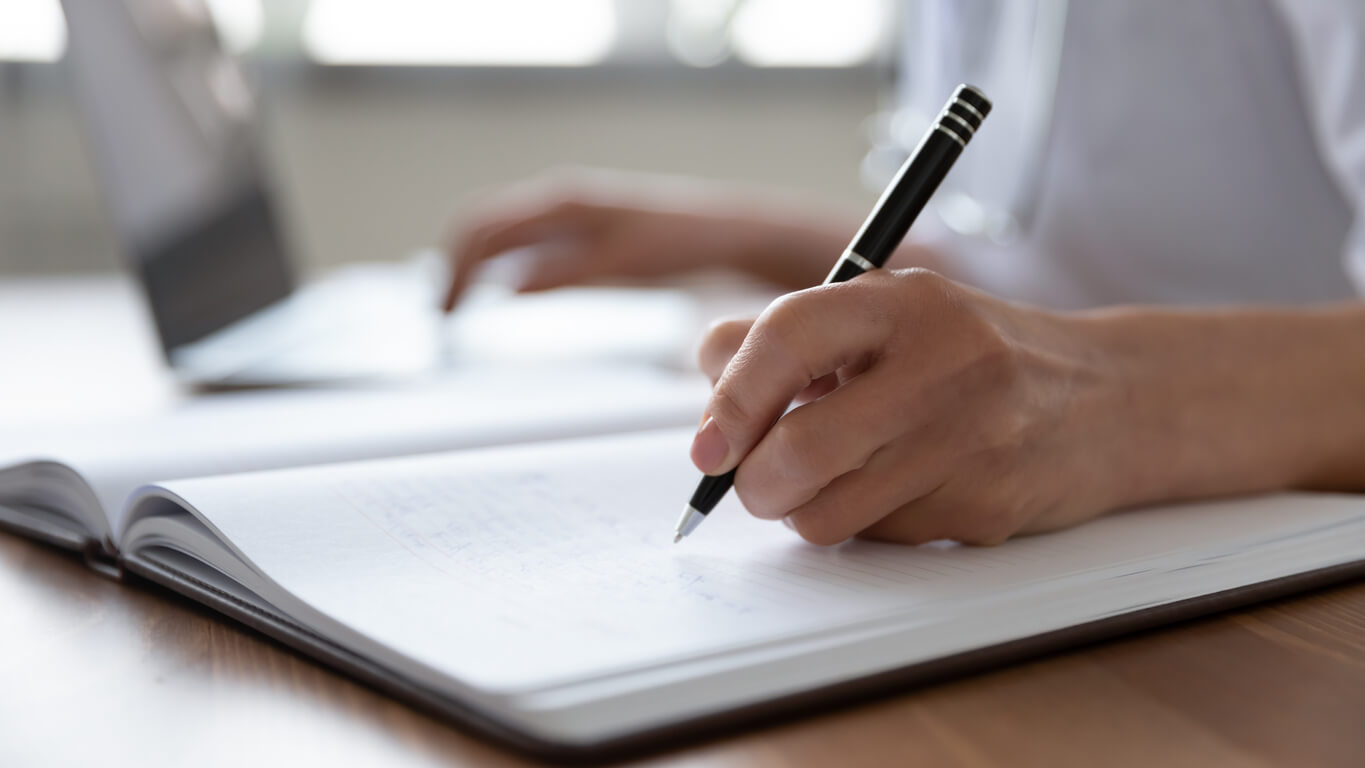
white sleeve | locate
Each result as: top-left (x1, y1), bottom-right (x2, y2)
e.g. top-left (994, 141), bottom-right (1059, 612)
top-left (1273, 0), bottom-right (1365, 294)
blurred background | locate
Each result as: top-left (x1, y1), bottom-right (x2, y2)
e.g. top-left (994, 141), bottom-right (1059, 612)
top-left (0, 0), bottom-right (890, 277)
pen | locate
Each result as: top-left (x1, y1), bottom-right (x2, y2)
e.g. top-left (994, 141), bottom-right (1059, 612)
top-left (673, 84), bottom-right (992, 543)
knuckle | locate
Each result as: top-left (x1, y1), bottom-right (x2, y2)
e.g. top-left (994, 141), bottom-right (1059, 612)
top-left (700, 316), bottom-right (753, 357)
top-left (449, 214), bottom-right (512, 262)
top-left (734, 423), bottom-right (828, 522)
top-left (705, 387), bottom-right (752, 435)
top-left (443, 209), bottom-right (467, 244)
top-left (709, 316), bottom-right (754, 347)
top-left (894, 267), bottom-right (951, 300)
top-left (757, 292), bottom-right (804, 333)
top-left (905, 266), bottom-right (948, 286)
top-left (896, 268), bottom-right (971, 326)
top-left (766, 419), bottom-right (823, 482)
top-left (697, 317), bottom-right (754, 379)
top-left (445, 213), bottom-right (486, 253)
top-left (754, 293), bottom-right (815, 365)
top-left (732, 468), bottom-right (786, 521)
top-left (787, 511), bottom-right (848, 547)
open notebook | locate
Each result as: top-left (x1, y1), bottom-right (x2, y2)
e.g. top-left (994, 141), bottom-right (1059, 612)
top-left (0, 366), bottom-right (708, 561)
top-left (8, 421), bottom-right (1363, 759)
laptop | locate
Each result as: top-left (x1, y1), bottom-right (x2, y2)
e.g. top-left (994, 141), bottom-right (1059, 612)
top-left (58, 0), bottom-right (441, 387)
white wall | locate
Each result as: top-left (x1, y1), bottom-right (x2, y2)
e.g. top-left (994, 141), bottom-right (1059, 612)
top-left (0, 65), bottom-right (881, 275)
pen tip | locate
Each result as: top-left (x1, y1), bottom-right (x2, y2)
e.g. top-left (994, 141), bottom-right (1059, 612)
top-left (672, 504), bottom-right (705, 543)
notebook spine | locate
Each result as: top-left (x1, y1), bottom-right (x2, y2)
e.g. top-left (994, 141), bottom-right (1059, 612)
top-left (83, 537), bottom-right (124, 581)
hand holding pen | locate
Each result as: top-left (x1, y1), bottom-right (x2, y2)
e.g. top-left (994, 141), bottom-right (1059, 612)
top-left (670, 85), bottom-right (1162, 546)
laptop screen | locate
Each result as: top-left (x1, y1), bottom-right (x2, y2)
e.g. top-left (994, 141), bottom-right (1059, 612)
top-left (60, 0), bottom-right (294, 354)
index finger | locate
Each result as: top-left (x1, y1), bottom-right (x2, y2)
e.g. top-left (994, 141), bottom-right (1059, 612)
top-left (691, 277), bottom-right (895, 474)
top-left (441, 199), bottom-right (594, 312)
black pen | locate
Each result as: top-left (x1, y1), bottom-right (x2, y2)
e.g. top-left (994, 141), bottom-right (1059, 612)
top-left (673, 84), bottom-right (992, 543)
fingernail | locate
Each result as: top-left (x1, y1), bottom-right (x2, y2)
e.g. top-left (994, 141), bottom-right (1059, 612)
top-left (690, 417), bottom-right (730, 474)
top-left (781, 515), bottom-right (797, 531)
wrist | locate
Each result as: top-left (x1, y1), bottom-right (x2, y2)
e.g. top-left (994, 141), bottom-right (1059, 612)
top-left (1066, 309), bottom-right (1206, 508)
top-left (1003, 306), bottom-right (1155, 514)
top-left (1072, 304), bottom-right (1365, 507)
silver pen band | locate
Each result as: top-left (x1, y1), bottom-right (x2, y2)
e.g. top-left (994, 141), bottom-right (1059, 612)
top-left (941, 110), bottom-right (976, 136)
top-left (840, 249), bottom-right (878, 272)
top-left (953, 98), bottom-right (985, 123)
top-left (933, 123), bottom-right (967, 148)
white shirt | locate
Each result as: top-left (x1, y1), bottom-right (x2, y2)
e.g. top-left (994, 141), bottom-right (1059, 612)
top-left (903, 0), bottom-right (1365, 309)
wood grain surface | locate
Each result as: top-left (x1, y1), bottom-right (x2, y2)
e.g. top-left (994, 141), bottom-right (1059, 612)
top-left (2, 534), bottom-right (1362, 768)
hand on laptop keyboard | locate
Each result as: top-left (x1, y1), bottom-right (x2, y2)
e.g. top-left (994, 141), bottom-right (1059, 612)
top-left (440, 169), bottom-right (869, 312)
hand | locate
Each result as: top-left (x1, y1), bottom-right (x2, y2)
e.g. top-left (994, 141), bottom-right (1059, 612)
top-left (441, 170), bottom-right (863, 311)
top-left (692, 268), bottom-right (1127, 546)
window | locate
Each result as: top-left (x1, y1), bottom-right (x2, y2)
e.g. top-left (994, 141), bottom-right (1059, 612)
top-left (0, 0), bottom-right (66, 62)
top-left (3, 0), bottom-right (892, 69)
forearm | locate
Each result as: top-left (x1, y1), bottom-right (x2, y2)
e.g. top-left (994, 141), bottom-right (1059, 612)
top-left (1081, 302), bottom-right (1365, 506)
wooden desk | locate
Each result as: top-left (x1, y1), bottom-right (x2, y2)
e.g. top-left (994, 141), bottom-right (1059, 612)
top-left (2, 276), bottom-right (1363, 766)
top-left (3, 534), bottom-right (1363, 767)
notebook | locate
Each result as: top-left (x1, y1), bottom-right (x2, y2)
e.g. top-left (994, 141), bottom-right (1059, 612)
top-left (4, 408), bottom-right (1364, 760)
top-left (0, 366), bottom-right (708, 560)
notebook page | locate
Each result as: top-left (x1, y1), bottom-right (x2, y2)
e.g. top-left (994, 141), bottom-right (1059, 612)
top-left (136, 428), bottom-right (1365, 694)
top-left (0, 366), bottom-right (706, 537)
